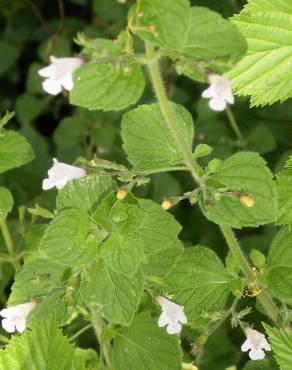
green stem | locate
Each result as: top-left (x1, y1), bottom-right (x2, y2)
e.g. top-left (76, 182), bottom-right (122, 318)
top-left (225, 106), bottom-right (245, 146)
top-left (91, 311), bottom-right (112, 368)
top-left (220, 225), bottom-right (282, 327)
top-left (68, 323), bottom-right (92, 342)
top-left (146, 43), bottom-right (203, 188)
top-left (146, 42), bottom-right (282, 328)
top-left (0, 219), bottom-right (19, 270)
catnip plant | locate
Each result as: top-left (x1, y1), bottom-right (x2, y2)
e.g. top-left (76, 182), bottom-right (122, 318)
top-left (0, 0), bottom-right (292, 369)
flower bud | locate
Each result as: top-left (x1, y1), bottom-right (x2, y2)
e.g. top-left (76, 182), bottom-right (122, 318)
top-left (117, 188), bottom-right (129, 200)
top-left (240, 195), bottom-right (255, 208)
top-left (162, 198), bottom-right (178, 210)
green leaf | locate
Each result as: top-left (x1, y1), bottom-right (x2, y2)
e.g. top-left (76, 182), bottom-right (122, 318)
top-left (39, 209), bottom-right (100, 268)
top-left (57, 175), bottom-right (116, 215)
top-left (0, 130), bottom-right (34, 174)
top-left (247, 126), bottom-right (276, 155)
top-left (229, 0), bottom-right (292, 106)
top-left (132, 2), bottom-right (246, 61)
top-left (70, 61), bottom-right (145, 111)
top-left (0, 316), bottom-right (86, 370)
top-left (276, 156), bottom-right (292, 225)
top-left (264, 324), bottom-right (292, 370)
top-left (79, 259), bottom-right (144, 326)
top-left (267, 227), bottom-right (292, 303)
top-left (164, 246), bottom-right (231, 326)
top-left (0, 41), bottom-right (19, 75)
top-left (112, 312), bottom-right (182, 370)
top-left (202, 152), bottom-right (277, 229)
top-left (0, 187), bottom-right (13, 220)
top-left (121, 103), bottom-right (194, 170)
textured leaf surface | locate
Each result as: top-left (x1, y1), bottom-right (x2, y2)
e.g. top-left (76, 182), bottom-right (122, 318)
top-left (264, 324), bottom-right (292, 370)
top-left (112, 312), bottom-right (182, 370)
top-left (132, 1), bottom-right (246, 61)
top-left (276, 156), bottom-right (292, 225)
top-left (165, 246), bottom-right (230, 326)
top-left (202, 152), bottom-right (277, 228)
top-left (79, 259), bottom-right (144, 326)
top-left (39, 209), bottom-right (99, 268)
top-left (0, 187), bottom-right (13, 220)
top-left (70, 62), bottom-right (145, 111)
top-left (0, 317), bottom-right (85, 370)
top-left (267, 227), bottom-right (292, 303)
top-left (0, 131), bottom-right (34, 174)
top-left (57, 176), bottom-right (116, 214)
top-left (229, 0), bottom-right (292, 106)
top-left (122, 103), bottom-right (194, 170)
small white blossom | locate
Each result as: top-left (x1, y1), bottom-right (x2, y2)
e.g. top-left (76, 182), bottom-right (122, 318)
top-left (0, 302), bottom-right (36, 333)
top-left (241, 328), bottom-right (271, 360)
top-left (38, 56), bottom-right (84, 95)
top-left (157, 296), bottom-right (187, 334)
top-left (42, 158), bottom-right (86, 190)
top-left (202, 74), bottom-right (234, 112)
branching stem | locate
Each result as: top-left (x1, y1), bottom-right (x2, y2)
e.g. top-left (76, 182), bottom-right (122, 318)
top-left (226, 106), bottom-right (245, 147)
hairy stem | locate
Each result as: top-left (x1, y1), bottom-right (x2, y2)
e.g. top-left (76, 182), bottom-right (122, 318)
top-left (146, 41), bottom-right (282, 328)
top-left (146, 43), bottom-right (204, 188)
top-left (0, 219), bottom-right (19, 270)
top-left (220, 225), bottom-right (282, 327)
top-left (91, 311), bottom-right (112, 368)
top-left (225, 106), bottom-right (245, 146)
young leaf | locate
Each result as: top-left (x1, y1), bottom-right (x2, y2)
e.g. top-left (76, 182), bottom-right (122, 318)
top-left (70, 62), bottom-right (145, 111)
top-left (112, 312), bottom-right (182, 370)
top-left (264, 324), bottom-right (292, 370)
top-left (267, 227), bottom-right (292, 303)
top-left (0, 187), bottom-right (13, 220)
top-left (56, 175), bottom-right (116, 214)
top-left (131, 1), bottom-right (246, 61)
top-left (202, 152), bottom-right (277, 228)
top-left (39, 209), bottom-right (100, 268)
top-left (0, 316), bottom-right (86, 370)
top-left (121, 103), bottom-right (194, 170)
top-left (79, 259), bottom-right (144, 326)
top-left (0, 131), bottom-right (34, 174)
top-left (229, 0), bottom-right (292, 106)
top-left (276, 156), bottom-right (292, 225)
top-left (164, 246), bottom-right (231, 326)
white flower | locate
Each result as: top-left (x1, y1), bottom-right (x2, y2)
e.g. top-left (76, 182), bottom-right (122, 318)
top-left (38, 55), bottom-right (84, 95)
top-left (157, 296), bottom-right (187, 334)
top-left (42, 158), bottom-right (86, 190)
top-left (202, 74), bottom-right (234, 112)
top-left (241, 328), bottom-right (271, 360)
top-left (0, 301), bottom-right (36, 333)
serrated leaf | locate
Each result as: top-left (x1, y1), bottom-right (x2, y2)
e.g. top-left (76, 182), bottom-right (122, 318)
top-left (8, 258), bottom-right (70, 324)
top-left (121, 103), bottom-right (194, 170)
top-left (132, 2), bottom-right (246, 61)
top-left (229, 0), bottom-right (292, 106)
top-left (79, 259), bottom-right (144, 326)
top-left (276, 156), bottom-right (292, 225)
top-left (164, 246), bottom-right (231, 326)
top-left (264, 324), bottom-right (292, 370)
top-left (39, 209), bottom-right (100, 268)
top-left (57, 176), bottom-right (116, 215)
top-left (0, 187), bottom-right (13, 220)
top-left (267, 227), bottom-right (292, 303)
top-left (112, 312), bottom-right (182, 370)
top-left (0, 130), bottom-right (34, 174)
top-left (202, 152), bottom-right (277, 228)
top-left (70, 62), bottom-right (145, 111)
top-left (0, 316), bottom-right (86, 370)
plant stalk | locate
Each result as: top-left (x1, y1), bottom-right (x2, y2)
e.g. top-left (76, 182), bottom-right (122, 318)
top-left (146, 41), bottom-right (282, 328)
top-left (225, 106), bottom-right (245, 146)
top-left (0, 219), bottom-right (19, 270)
top-left (220, 225), bottom-right (282, 327)
top-left (91, 311), bottom-right (112, 368)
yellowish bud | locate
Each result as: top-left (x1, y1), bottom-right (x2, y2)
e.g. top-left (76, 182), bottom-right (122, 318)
top-left (240, 195), bottom-right (255, 208)
top-left (162, 199), bottom-right (173, 210)
top-left (117, 188), bottom-right (128, 200)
